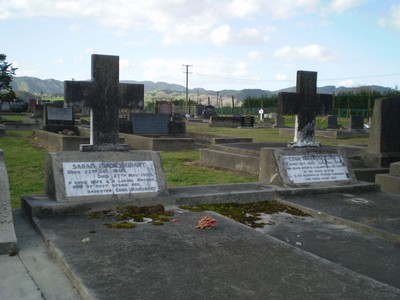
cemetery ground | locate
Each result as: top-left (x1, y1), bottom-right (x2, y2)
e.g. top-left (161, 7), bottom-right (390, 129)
top-left (1, 124), bottom-right (367, 208)
top-left (3, 124), bottom-right (400, 299)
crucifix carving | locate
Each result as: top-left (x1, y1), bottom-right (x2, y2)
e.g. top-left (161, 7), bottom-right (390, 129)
top-left (278, 70), bottom-right (333, 147)
top-left (64, 54), bottom-right (144, 151)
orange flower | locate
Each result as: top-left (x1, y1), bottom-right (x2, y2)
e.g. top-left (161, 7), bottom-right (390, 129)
top-left (196, 215), bottom-right (217, 229)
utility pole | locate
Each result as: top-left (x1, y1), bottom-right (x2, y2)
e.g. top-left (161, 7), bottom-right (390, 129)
top-left (182, 64), bottom-right (193, 115)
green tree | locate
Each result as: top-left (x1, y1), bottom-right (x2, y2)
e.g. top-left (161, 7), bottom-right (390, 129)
top-left (0, 54), bottom-right (17, 102)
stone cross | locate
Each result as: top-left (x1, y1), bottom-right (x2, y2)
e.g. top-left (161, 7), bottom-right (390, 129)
top-left (64, 54), bottom-right (144, 151)
top-left (278, 70), bottom-right (333, 147)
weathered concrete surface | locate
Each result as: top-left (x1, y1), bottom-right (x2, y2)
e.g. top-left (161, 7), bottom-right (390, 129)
top-left (0, 150), bottom-right (17, 255)
top-left (376, 162), bottom-right (400, 194)
top-left (16, 187), bottom-right (400, 300)
top-left (31, 207), bottom-right (400, 299)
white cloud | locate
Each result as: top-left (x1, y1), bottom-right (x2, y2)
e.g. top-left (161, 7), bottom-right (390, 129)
top-left (210, 25), bottom-right (231, 46)
top-left (276, 73), bottom-right (288, 81)
top-left (274, 44), bottom-right (335, 62)
top-left (327, 0), bottom-right (365, 14)
top-left (247, 51), bottom-right (262, 60)
top-left (336, 79), bottom-right (357, 87)
top-left (378, 4), bottom-right (400, 31)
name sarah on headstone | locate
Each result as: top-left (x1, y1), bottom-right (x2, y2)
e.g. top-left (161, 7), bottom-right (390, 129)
top-left (63, 160), bottom-right (159, 197)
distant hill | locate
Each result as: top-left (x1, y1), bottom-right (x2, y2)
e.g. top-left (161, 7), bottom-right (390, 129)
top-left (11, 76), bottom-right (395, 103)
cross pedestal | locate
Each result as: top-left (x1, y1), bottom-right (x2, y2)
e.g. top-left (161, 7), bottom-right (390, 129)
top-left (64, 54), bottom-right (144, 151)
top-left (278, 70), bottom-right (333, 147)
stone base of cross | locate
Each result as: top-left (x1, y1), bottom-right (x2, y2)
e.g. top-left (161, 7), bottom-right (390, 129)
top-left (64, 54), bottom-right (144, 152)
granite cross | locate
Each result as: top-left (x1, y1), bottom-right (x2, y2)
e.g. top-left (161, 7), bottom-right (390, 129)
top-left (64, 54), bottom-right (144, 151)
top-left (278, 70), bottom-right (333, 147)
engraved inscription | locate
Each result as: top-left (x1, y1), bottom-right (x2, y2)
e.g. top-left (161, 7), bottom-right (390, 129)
top-left (63, 161), bottom-right (158, 197)
top-left (283, 154), bottom-right (350, 184)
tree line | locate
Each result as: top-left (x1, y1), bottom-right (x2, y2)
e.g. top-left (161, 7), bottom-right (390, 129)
top-left (241, 90), bottom-right (400, 111)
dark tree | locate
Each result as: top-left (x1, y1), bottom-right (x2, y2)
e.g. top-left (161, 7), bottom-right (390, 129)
top-left (0, 54), bottom-right (17, 101)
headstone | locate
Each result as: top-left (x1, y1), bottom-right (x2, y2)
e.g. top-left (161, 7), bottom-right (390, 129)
top-left (44, 105), bottom-right (74, 126)
top-left (64, 54), bottom-right (144, 151)
top-left (157, 101), bottom-right (173, 115)
top-left (240, 116), bottom-right (255, 127)
top-left (131, 113), bottom-right (169, 134)
top-left (350, 115), bottom-right (364, 130)
top-left (258, 108), bottom-right (264, 122)
top-left (1, 102), bottom-right (10, 111)
top-left (327, 115), bottom-right (338, 129)
top-left (274, 115), bottom-right (286, 128)
top-left (45, 54), bottom-right (167, 203)
top-left (28, 99), bottom-right (36, 113)
top-left (278, 70), bottom-right (333, 146)
top-left (202, 105), bottom-right (216, 118)
top-left (33, 104), bottom-right (44, 119)
top-left (362, 97), bottom-right (400, 168)
top-left (259, 147), bottom-right (357, 188)
top-left (0, 150), bottom-right (18, 255)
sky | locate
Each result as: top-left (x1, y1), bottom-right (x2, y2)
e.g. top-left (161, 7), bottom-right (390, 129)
top-left (2, 0), bottom-right (400, 91)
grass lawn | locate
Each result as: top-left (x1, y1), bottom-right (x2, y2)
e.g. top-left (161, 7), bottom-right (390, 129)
top-left (1, 123), bottom-right (367, 208)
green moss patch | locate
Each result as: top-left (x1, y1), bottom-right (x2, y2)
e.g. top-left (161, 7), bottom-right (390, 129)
top-left (179, 200), bottom-right (310, 228)
top-left (87, 204), bottom-right (174, 229)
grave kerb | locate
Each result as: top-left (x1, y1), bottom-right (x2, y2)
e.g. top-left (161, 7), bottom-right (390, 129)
top-left (259, 147), bottom-right (357, 188)
top-left (0, 150), bottom-right (18, 255)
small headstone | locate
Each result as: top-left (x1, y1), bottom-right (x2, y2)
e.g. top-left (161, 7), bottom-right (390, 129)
top-left (350, 115), bottom-right (364, 130)
top-left (28, 99), bottom-right (36, 113)
top-left (33, 104), bottom-right (44, 119)
top-left (241, 116), bottom-right (255, 127)
top-left (274, 115), bottom-right (286, 128)
top-left (362, 97), bottom-right (400, 167)
top-left (131, 113), bottom-right (169, 134)
top-left (327, 115), bottom-right (338, 129)
top-left (1, 102), bottom-right (10, 111)
top-left (157, 101), bottom-right (172, 115)
top-left (259, 147), bottom-right (357, 188)
top-left (0, 150), bottom-right (18, 255)
top-left (269, 112), bottom-right (277, 119)
top-left (44, 105), bottom-right (74, 126)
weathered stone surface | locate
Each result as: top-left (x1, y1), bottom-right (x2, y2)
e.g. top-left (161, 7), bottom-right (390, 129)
top-left (45, 151), bottom-right (167, 203)
top-left (0, 150), bottom-right (18, 255)
top-left (363, 97), bottom-right (400, 167)
top-left (64, 54), bottom-right (144, 151)
top-left (259, 147), bottom-right (357, 188)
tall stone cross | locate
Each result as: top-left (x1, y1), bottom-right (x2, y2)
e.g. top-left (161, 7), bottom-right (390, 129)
top-left (64, 54), bottom-right (144, 151)
top-left (278, 70), bottom-right (333, 147)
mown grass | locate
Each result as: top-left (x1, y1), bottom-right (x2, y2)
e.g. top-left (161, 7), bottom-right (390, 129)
top-left (1, 120), bottom-right (367, 208)
top-left (186, 123), bottom-right (368, 146)
top-left (0, 131), bottom-right (46, 208)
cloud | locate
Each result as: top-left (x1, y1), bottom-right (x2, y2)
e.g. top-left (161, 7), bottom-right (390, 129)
top-left (1, 0), bottom-right (321, 46)
top-left (276, 73), bottom-right (288, 81)
top-left (274, 44), bottom-right (335, 62)
top-left (326, 0), bottom-right (365, 14)
top-left (378, 4), bottom-right (400, 31)
top-left (336, 79), bottom-right (357, 87)
top-left (210, 25), bottom-right (231, 46)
